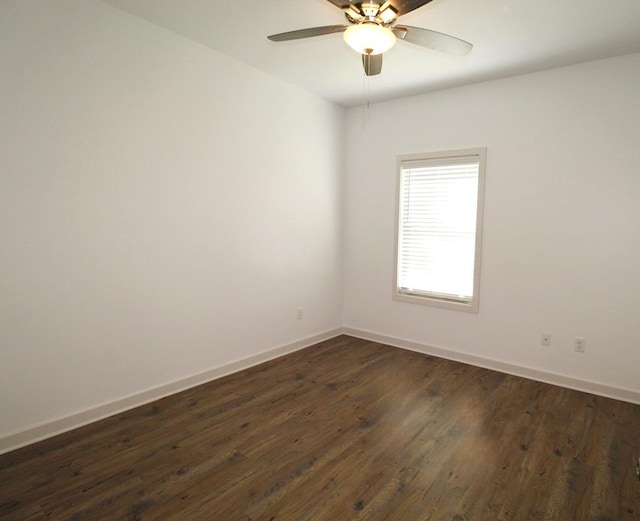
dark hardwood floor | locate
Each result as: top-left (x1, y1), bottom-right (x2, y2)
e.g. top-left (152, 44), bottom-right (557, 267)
top-left (1, 335), bottom-right (638, 520)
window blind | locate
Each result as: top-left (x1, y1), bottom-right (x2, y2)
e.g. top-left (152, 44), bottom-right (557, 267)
top-left (397, 155), bottom-right (480, 304)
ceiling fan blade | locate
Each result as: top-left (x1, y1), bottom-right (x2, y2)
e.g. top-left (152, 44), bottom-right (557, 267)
top-left (389, 0), bottom-right (435, 16)
top-left (362, 53), bottom-right (383, 76)
top-left (393, 25), bottom-right (473, 55)
top-left (324, 1), bottom-right (350, 10)
top-left (267, 25), bottom-right (348, 42)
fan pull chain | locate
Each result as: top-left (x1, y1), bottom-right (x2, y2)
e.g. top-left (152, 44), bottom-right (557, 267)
top-left (361, 61), bottom-right (371, 128)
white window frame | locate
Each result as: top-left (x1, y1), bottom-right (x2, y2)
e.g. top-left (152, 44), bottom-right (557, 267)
top-left (393, 148), bottom-right (486, 313)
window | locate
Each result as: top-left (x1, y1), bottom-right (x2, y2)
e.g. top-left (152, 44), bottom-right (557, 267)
top-left (394, 148), bottom-right (486, 312)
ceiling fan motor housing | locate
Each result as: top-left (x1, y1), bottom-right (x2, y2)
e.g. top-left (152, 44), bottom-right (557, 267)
top-left (362, 3), bottom-right (381, 18)
top-left (345, 2), bottom-right (399, 25)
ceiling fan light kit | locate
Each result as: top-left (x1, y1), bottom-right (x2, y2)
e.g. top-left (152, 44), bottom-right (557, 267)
top-left (343, 23), bottom-right (397, 55)
top-left (267, 1), bottom-right (472, 77)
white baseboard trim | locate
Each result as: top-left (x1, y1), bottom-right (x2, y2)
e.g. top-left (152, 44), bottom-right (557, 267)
top-left (0, 328), bottom-right (343, 456)
top-left (342, 327), bottom-right (640, 405)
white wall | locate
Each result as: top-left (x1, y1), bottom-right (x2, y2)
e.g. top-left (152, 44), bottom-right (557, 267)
top-left (0, 0), bottom-right (344, 440)
top-left (343, 53), bottom-right (640, 395)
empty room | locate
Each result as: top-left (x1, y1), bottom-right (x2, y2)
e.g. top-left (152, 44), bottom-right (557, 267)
top-left (1, 1), bottom-right (639, 519)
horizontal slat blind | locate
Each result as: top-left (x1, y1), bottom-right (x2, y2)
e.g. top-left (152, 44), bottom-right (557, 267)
top-left (397, 155), bottom-right (480, 303)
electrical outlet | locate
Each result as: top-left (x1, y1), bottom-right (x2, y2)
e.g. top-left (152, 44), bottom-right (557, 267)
top-left (297, 308), bottom-right (303, 320)
top-left (541, 333), bottom-right (551, 347)
top-left (574, 337), bottom-right (585, 353)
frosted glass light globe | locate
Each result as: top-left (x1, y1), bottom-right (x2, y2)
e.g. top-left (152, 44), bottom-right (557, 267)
top-left (343, 23), bottom-right (396, 55)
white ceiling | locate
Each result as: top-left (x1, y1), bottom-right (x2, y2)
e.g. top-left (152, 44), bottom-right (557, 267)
top-left (101, 0), bottom-right (640, 107)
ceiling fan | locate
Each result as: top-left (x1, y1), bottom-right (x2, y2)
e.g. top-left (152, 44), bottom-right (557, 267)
top-left (267, 1), bottom-right (472, 76)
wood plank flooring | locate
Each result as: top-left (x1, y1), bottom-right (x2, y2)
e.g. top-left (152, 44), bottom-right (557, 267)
top-left (1, 335), bottom-right (638, 520)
